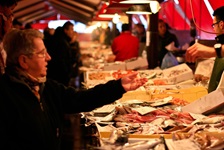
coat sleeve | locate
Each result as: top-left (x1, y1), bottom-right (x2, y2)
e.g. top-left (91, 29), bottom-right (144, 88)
top-left (45, 79), bottom-right (126, 113)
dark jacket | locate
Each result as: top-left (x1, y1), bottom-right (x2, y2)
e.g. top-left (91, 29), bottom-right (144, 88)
top-left (0, 73), bottom-right (125, 150)
top-left (47, 30), bottom-right (73, 86)
top-left (208, 34), bottom-right (224, 93)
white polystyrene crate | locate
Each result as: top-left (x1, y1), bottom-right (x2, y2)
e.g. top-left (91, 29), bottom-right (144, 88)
top-left (162, 63), bottom-right (193, 84)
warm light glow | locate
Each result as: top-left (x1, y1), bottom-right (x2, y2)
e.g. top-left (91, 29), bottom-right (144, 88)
top-left (120, 0), bottom-right (155, 4)
top-left (149, 1), bottom-right (161, 14)
top-left (96, 22), bottom-right (101, 27)
top-left (126, 4), bottom-right (152, 15)
top-left (112, 13), bottom-right (120, 24)
top-left (98, 14), bottom-right (115, 18)
top-left (174, 0), bottom-right (179, 4)
top-left (126, 11), bottom-right (152, 14)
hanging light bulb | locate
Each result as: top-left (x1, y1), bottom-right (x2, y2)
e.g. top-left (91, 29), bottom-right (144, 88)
top-left (126, 4), bottom-right (152, 14)
top-left (149, 1), bottom-right (161, 14)
top-left (118, 0), bottom-right (161, 14)
top-left (99, 8), bottom-right (123, 18)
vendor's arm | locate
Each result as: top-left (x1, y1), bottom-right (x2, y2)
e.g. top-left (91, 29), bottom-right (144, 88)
top-left (185, 43), bottom-right (216, 62)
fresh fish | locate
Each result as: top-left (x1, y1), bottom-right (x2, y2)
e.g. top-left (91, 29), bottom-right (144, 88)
top-left (100, 110), bottom-right (117, 122)
top-left (163, 119), bottom-right (177, 128)
top-left (193, 116), bottom-right (224, 124)
top-left (108, 129), bottom-right (120, 144)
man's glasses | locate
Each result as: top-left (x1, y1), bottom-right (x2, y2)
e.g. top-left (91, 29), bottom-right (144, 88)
top-left (211, 21), bottom-right (221, 28)
top-left (32, 49), bottom-right (48, 58)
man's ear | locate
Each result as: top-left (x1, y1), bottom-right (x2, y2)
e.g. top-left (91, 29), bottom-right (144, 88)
top-left (18, 55), bottom-right (29, 69)
top-left (220, 21), bottom-right (224, 29)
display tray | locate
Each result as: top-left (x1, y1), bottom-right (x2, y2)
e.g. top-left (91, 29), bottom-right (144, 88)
top-left (119, 86), bottom-right (208, 103)
top-left (149, 86), bottom-right (207, 103)
top-left (98, 131), bottom-right (172, 139)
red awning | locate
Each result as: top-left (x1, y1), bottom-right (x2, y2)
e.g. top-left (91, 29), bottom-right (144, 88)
top-left (159, 0), bottom-right (224, 39)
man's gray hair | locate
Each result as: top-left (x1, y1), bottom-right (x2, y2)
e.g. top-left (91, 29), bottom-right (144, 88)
top-left (3, 29), bottom-right (44, 66)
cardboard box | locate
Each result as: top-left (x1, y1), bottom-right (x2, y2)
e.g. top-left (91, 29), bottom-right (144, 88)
top-left (182, 89), bottom-right (224, 115)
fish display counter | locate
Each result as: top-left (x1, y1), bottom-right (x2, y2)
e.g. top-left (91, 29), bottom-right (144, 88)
top-left (79, 63), bottom-right (224, 149)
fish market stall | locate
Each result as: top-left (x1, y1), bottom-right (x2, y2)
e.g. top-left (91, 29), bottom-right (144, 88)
top-left (78, 63), bottom-right (224, 149)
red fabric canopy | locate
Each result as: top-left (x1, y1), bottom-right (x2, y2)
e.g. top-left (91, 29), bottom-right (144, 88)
top-left (159, 0), bottom-right (224, 39)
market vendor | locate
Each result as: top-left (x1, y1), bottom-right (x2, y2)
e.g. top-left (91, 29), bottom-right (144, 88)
top-left (0, 29), bottom-right (147, 150)
top-left (186, 6), bottom-right (224, 93)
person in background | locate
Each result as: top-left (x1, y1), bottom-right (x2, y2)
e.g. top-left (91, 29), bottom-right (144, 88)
top-left (115, 27), bottom-right (120, 37)
top-left (43, 27), bottom-right (55, 49)
top-left (69, 31), bottom-right (82, 88)
top-left (91, 27), bottom-right (101, 42)
top-left (189, 18), bottom-right (197, 46)
top-left (0, 28), bottom-right (147, 150)
top-left (111, 23), bottom-right (139, 61)
top-left (12, 18), bottom-right (23, 29)
top-left (158, 19), bottom-right (179, 67)
top-left (0, 0), bottom-right (18, 75)
top-left (134, 23), bottom-right (146, 56)
top-left (47, 21), bottom-right (74, 86)
top-left (104, 26), bottom-right (112, 46)
top-left (186, 6), bottom-right (224, 93)
top-left (24, 22), bottom-right (33, 29)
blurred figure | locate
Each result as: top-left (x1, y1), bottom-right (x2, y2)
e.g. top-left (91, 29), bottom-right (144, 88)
top-left (134, 23), bottom-right (146, 56)
top-left (12, 18), bottom-right (22, 29)
top-left (43, 27), bottom-right (55, 40)
top-left (24, 22), bottom-right (33, 29)
top-left (115, 27), bottom-right (120, 37)
top-left (43, 27), bottom-right (55, 62)
top-left (189, 18), bottom-right (197, 46)
top-left (91, 27), bottom-right (101, 42)
top-left (158, 19), bottom-right (179, 67)
top-left (134, 23), bottom-right (146, 43)
top-left (104, 26), bottom-right (112, 46)
top-left (0, 0), bottom-right (18, 75)
top-left (99, 27), bottom-right (106, 44)
top-left (111, 23), bottom-right (139, 61)
top-left (47, 21), bottom-right (74, 86)
top-left (69, 31), bottom-right (82, 88)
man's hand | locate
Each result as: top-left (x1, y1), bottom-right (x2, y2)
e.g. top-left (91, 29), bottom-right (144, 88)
top-left (185, 43), bottom-right (216, 62)
top-left (121, 72), bottom-right (148, 92)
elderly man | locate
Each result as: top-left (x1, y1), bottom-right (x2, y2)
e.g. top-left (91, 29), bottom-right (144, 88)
top-left (186, 6), bottom-right (224, 92)
top-left (0, 29), bottom-right (147, 150)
